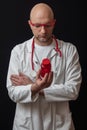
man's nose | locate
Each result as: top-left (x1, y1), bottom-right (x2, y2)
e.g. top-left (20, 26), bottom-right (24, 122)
top-left (40, 26), bottom-right (46, 33)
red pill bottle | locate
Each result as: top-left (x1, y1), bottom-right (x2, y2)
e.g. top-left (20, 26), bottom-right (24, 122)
top-left (40, 58), bottom-right (51, 77)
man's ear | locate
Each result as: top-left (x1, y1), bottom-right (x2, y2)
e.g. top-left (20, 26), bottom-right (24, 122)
top-left (28, 20), bottom-right (31, 28)
top-left (28, 20), bottom-right (30, 25)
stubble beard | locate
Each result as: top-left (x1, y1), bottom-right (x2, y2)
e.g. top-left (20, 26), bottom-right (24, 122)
top-left (35, 35), bottom-right (52, 44)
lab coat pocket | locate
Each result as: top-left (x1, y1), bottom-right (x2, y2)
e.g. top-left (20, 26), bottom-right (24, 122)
top-left (56, 113), bottom-right (72, 130)
top-left (14, 116), bottom-right (32, 130)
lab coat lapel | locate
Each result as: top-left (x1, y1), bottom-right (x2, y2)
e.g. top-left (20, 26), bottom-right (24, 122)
top-left (48, 48), bottom-right (58, 59)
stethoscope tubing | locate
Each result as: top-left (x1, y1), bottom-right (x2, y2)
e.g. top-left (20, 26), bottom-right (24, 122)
top-left (31, 35), bottom-right (62, 70)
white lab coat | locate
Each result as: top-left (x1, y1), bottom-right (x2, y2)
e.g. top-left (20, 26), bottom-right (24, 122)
top-left (6, 37), bottom-right (82, 130)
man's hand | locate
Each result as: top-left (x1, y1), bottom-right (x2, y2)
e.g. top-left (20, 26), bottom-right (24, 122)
top-left (10, 70), bottom-right (53, 96)
top-left (31, 70), bottom-right (53, 96)
top-left (10, 72), bottom-right (33, 86)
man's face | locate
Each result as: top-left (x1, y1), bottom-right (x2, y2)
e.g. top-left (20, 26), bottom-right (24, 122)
top-left (28, 7), bottom-right (56, 45)
top-left (29, 19), bottom-right (55, 43)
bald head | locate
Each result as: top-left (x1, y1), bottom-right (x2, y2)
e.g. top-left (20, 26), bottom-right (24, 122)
top-left (30, 3), bottom-right (54, 22)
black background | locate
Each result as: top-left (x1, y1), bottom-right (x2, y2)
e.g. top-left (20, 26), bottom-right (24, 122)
top-left (0, 0), bottom-right (86, 130)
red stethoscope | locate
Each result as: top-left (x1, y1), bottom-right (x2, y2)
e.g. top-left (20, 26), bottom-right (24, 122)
top-left (31, 35), bottom-right (62, 70)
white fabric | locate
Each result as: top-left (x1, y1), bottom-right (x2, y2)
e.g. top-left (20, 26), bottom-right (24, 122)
top-left (34, 41), bottom-right (54, 63)
top-left (6, 37), bottom-right (82, 130)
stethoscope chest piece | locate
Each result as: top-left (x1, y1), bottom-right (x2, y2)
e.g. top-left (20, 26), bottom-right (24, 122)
top-left (31, 70), bottom-right (36, 77)
top-left (29, 69), bottom-right (36, 81)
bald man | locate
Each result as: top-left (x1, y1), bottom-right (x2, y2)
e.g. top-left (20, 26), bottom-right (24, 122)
top-left (6, 3), bottom-right (82, 130)
top-left (28, 3), bottom-right (56, 45)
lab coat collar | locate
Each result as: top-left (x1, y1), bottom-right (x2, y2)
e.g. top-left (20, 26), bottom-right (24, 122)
top-left (27, 36), bottom-right (62, 53)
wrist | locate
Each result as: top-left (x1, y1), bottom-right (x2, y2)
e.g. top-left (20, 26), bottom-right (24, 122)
top-left (31, 83), bottom-right (40, 96)
top-left (39, 90), bottom-right (44, 96)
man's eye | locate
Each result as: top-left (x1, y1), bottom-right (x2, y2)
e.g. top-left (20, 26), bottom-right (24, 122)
top-left (35, 24), bottom-right (41, 28)
top-left (45, 24), bottom-right (51, 27)
top-left (34, 24), bottom-right (52, 28)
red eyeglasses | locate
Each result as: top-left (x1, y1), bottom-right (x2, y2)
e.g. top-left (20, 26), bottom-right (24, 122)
top-left (30, 20), bottom-right (56, 29)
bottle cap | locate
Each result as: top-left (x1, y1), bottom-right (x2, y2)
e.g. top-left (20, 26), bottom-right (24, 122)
top-left (42, 58), bottom-right (51, 66)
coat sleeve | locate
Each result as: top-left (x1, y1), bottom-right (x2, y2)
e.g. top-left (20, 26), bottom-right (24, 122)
top-left (44, 43), bottom-right (82, 102)
top-left (6, 45), bottom-right (39, 103)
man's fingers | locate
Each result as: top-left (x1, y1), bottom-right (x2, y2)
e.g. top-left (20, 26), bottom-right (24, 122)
top-left (11, 74), bottom-right (20, 79)
top-left (47, 71), bottom-right (53, 83)
top-left (10, 76), bottom-right (19, 82)
top-left (19, 72), bottom-right (26, 77)
top-left (36, 69), bottom-right (41, 80)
